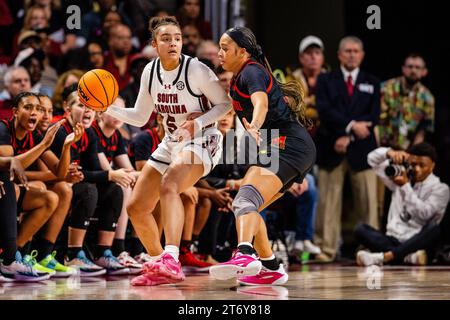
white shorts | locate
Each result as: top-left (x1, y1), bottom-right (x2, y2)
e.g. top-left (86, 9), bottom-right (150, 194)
top-left (147, 127), bottom-right (223, 177)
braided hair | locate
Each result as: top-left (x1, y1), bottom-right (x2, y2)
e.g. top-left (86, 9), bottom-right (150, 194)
top-left (225, 27), bottom-right (311, 128)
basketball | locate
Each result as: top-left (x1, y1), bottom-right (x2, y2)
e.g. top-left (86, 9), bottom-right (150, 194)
top-left (77, 69), bottom-right (119, 112)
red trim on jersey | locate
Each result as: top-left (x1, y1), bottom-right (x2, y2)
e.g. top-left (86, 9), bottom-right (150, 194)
top-left (63, 119), bottom-right (89, 153)
top-left (231, 60), bottom-right (273, 99)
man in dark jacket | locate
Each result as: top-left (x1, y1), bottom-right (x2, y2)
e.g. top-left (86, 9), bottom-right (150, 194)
top-left (314, 36), bottom-right (380, 261)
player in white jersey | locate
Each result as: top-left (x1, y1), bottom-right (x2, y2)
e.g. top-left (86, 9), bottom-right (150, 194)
top-left (105, 16), bottom-right (232, 286)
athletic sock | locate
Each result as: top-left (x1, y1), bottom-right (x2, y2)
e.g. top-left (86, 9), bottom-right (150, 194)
top-left (18, 241), bottom-right (31, 257)
top-left (237, 242), bottom-right (254, 255)
top-left (112, 239), bottom-right (125, 256)
top-left (94, 245), bottom-right (111, 259)
top-left (180, 240), bottom-right (191, 254)
top-left (34, 238), bottom-right (54, 261)
top-left (261, 254), bottom-right (280, 271)
top-left (164, 245), bottom-right (180, 262)
top-left (67, 247), bottom-right (83, 260)
top-left (129, 237), bottom-right (144, 257)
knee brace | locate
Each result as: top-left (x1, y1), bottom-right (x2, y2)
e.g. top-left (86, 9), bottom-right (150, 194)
top-left (232, 185), bottom-right (264, 218)
top-left (70, 183), bottom-right (98, 230)
top-left (97, 183), bottom-right (123, 232)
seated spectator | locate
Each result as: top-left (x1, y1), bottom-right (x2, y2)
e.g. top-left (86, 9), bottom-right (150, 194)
top-left (87, 42), bottom-right (105, 69)
top-left (51, 69), bottom-right (84, 118)
top-left (76, 0), bottom-right (132, 48)
top-left (355, 143), bottom-right (450, 266)
top-left (196, 40), bottom-right (220, 68)
top-left (176, 0), bottom-right (212, 40)
top-left (120, 54), bottom-right (151, 139)
top-left (25, 0), bottom-right (77, 54)
top-left (104, 24), bottom-right (135, 91)
top-left (16, 48), bottom-right (51, 96)
top-left (215, 67), bottom-right (233, 94)
top-left (0, 66), bottom-right (32, 119)
top-left (182, 24), bottom-right (202, 57)
top-left (60, 41), bottom-right (104, 72)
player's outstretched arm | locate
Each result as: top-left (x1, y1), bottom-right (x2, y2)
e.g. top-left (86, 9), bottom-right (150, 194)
top-left (106, 64), bottom-right (155, 127)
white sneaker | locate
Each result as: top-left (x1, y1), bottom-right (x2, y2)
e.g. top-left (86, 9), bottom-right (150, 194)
top-left (117, 251), bottom-right (142, 274)
top-left (404, 250), bottom-right (427, 265)
top-left (356, 250), bottom-right (384, 266)
top-left (293, 240), bottom-right (304, 252)
top-left (303, 240), bottom-right (321, 255)
top-left (134, 252), bottom-right (153, 264)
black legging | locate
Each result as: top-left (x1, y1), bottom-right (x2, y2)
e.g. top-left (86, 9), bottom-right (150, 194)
top-left (70, 182), bottom-right (123, 232)
top-left (0, 171), bottom-right (17, 264)
top-left (355, 222), bottom-right (441, 263)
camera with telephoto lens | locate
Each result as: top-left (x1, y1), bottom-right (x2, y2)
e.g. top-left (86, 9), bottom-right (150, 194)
top-left (385, 160), bottom-right (414, 179)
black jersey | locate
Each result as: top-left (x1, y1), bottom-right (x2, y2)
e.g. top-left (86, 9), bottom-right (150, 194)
top-left (50, 120), bottom-right (108, 183)
top-left (91, 120), bottom-right (127, 163)
top-left (128, 127), bottom-right (161, 167)
top-left (0, 118), bottom-right (43, 155)
top-left (229, 59), bottom-right (302, 138)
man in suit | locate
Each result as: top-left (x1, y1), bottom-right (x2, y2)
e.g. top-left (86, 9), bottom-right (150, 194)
top-left (314, 36), bottom-right (380, 261)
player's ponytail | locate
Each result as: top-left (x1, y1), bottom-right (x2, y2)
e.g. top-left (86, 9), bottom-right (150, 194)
top-left (225, 27), bottom-right (311, 128)
top-left (149, 16), bottom-right (181, 41)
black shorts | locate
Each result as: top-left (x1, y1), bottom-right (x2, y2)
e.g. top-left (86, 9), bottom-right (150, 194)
top-left (257, 133), bottom-right (316, 193)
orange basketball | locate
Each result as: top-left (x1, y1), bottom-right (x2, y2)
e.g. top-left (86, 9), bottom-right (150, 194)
top-left (77, 69), bottom-right (119, 112)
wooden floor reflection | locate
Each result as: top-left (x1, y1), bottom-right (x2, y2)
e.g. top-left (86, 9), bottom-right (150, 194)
top-left (2, 265), bottom-right (450, 300)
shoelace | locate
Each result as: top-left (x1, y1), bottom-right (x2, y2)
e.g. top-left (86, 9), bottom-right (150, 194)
top-left (22, 250), bottom-right (39, 267)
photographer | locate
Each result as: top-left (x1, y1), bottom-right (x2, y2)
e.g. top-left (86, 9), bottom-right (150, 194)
top-left (355, 143), bottom-right (449, 266)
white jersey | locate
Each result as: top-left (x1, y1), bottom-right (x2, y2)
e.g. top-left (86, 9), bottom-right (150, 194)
top-left (105, 54), bottom-right (231, 176)
top-left (106, 54), bottom-right (231, 132)
top-left (148, 54), bottom-right (214, 135)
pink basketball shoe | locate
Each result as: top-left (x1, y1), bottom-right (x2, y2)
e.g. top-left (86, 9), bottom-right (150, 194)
top-left (130, 253), bottom-right (185, 286)
top-left (238, 264), bottom-right (288, 286)
top-left (209, 252), bottom-right (262, 280)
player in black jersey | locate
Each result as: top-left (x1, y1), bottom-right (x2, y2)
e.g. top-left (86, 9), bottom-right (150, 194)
top-left (0, 92), bottom-right (81, 277)
top-left (0, 156), bottom-right (49, 281)
top-left (23, 94), bottom-right (82, 277)
top-left (50, 85), bottom-right (134, 276)
top-left (210, 27), bottom-right (316, 285)
top-left (92, 96), bottom-right (142, 273)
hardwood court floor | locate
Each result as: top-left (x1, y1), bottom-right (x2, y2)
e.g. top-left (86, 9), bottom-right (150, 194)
top-left (2, 265), bottom-right (450, 300)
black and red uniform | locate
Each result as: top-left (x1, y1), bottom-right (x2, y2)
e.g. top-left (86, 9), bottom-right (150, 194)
top-left (0, 118), bottom-right (44, 210)
top-left (50, 120), bottom-right (123, 232)
top-left (0, 118), bottom-right (43, 156)
top-left (91, 120), bottom-right (128, 164)
top-left (128, 127), bottom-right (161, 168)
top-left (229, 59), bottom-right (316, 192)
